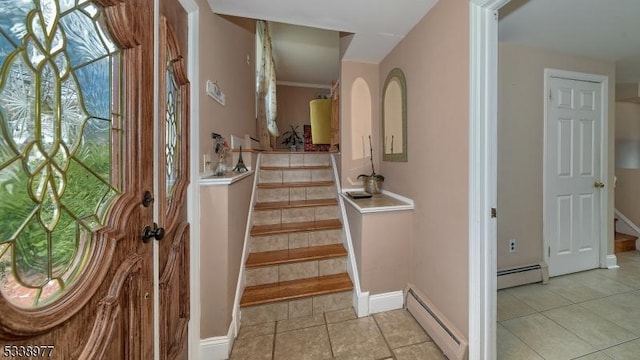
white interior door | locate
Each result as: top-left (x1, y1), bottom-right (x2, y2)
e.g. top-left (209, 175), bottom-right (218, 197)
top-left (545, 72), bottom-right (605, 277)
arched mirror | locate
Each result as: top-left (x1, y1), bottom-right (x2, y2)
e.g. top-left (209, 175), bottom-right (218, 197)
top-left (382, 68), bottom-right (407, 162)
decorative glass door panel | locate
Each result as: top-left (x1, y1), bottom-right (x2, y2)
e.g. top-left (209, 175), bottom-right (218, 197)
top-left (0, 0), bottom-right (122, 309)
top-left (158, 3), bottom-right (190, 357)
top-left (0, 0), bottom-right (155, 357)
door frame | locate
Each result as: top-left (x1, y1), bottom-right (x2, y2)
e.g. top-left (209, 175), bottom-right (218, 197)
top-left (542, 68), bottom-right (609, 275)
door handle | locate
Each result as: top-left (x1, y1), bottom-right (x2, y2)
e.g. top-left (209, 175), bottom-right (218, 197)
top-left (142, 223), bottom-right (165, 243)
top-left (594, 181), bottom-right (605, 188)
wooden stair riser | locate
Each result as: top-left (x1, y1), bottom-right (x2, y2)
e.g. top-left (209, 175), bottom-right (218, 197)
top-left (241, 290), bottom-right (352, 326)
top-left (245, 257), bottom-right (348, 286)
top-left (261, 153), bottom-right (331, 168)
top-left (256, 186), bottom-right (336, 203)
top-left (259, 168), bottom-right (333, 184)
top-left (250, 229), bottom-right (344, 253)
top-left (253, 205), bottom-right (340, 226)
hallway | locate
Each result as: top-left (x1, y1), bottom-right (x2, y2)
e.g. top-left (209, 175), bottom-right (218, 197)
top-left (229, 308), bottom-right (446, 359)
top-left (498, 250), bottom-right (640, 359)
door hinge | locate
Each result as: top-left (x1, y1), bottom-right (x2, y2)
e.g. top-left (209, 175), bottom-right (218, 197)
top-left (549, 90), bottom-right (552, 100)
top-left (491, 208), bottom-right (497, 218)
top-left (548, 246), bottom-right (551, 258)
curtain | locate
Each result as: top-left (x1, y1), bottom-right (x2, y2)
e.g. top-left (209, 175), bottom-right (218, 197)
top-left (257, 21), bottom-right (279, 150)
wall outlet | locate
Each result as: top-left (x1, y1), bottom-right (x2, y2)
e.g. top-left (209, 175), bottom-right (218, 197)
top-left (509, 239), bottom-right (516, 253)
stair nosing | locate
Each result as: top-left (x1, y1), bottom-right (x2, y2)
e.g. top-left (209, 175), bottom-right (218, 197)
top-left (246, 244), bottom-right (347, 268)
top-left (261, 165), bottom-right (332, 170)
top-left (240, 273), bottom-right (353, 307)
top-left (250, 219), bottom-right (342, 237)
top-left (254, 199), bottom-right (338, 211)
top-left (257, 181), bottom-right (334, 189)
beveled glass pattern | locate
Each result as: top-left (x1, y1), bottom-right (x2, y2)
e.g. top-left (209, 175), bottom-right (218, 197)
top-left (165, 55), bottom-right (180, 205)
top-left (0, 0), bottom-right (122, 308)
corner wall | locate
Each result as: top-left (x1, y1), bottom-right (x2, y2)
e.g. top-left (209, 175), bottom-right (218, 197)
top-left (497, 43), bottom-right (616, 270)
top-left (378, 0), bottom-right (470, 336)
top-left (615, 102), bottom-right (640, 227)
top-left (195, 0), bottom-right (257, 339)
top-left (197, 1), bottom-right (256, 164)
top-left (275, 85), bottom-right (329, 150)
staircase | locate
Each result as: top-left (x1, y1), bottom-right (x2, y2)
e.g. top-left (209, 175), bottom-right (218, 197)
top-left (615, 232), bottom-right (638, 254)
top-left (239, 152), bottom-right (354, 325)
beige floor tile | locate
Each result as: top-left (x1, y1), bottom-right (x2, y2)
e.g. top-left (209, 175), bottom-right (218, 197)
top-left (230, 334), bottom-right (274, 360)
top-left (373, 309), bottom-right (430, 349)
top-left (497, 291), bottom-right (538, 321)
top-left (580, 292), bottom-right (640, 335)
top-left (325, 308), bottom-right (357, 324)
top-left (545, 275), bottom-right (609, 303)
top-left (506, 283), bottom-right (573, 311)
top-left (501, 313), bottom-right (595, 359)
top-left (604, 338), bottom-right (640, 359)
top-left (277, 314), bottom-right (325, 333)
top-left (574, 352), bottom-right (614, 359)
top-left (393, 342), bottom-right (446, 360)
top-left (274, 325), bottom-right (332, 360)
top-left (496, 323), bottom-right (543, 360)
top-left (594, 266), bottom-right (640, 289)
top-left (562, 271), bottom-right (634, 297)
top-left (327, 317), bottom-right (391, 359)
top-left (542, 304), bottom-right (636, 350)
top-left (238, 322), bottom-right (276, 339)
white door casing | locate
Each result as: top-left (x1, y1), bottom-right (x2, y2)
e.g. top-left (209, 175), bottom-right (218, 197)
top-left (544, 69), bottom-right (608, 277)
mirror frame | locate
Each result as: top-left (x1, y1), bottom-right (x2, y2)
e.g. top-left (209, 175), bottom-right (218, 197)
top-left (382, 68), bottom-right (408, 162)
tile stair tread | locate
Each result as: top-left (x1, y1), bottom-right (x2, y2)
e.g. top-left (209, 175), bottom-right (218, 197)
top-left (254, 199), bottom-right (337, 211)
top-left (246, 244), bottom-right (347, 268)
top-left (251, 219), bottom-right (342, 236)
top-left (257, 181), bottom-right (334, 189)
top-left (261, 165), bottom-right (331, 170)
top-left (240, 273), bottom-right (353, 307)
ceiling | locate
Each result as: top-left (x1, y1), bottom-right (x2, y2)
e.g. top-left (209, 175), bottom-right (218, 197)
top-left (269, 22), bottom-right (339, 87)
top-left (207, 0), bottom-right (640, 86)
top-left (207, 0), bottom-right (437, 86)
top-left (499, 0), bottom-right (640, 84)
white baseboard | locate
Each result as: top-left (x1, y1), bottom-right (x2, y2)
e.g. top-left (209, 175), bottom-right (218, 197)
top-left (368, 291), bottom-right (404, 314)
top-left (606, 254), bottom-right (619, 269)
top-left (200, 319), bottom-right (237, 360)
top-left (200, 336), bottom-right (230, 360)
top-left (355, 290), bottom-right (370, 317)
top-left (615, 209), bottom-right (640, 237)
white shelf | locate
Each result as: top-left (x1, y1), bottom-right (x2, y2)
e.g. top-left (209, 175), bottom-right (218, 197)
top-left (199, 170), bottom-right (254, 186)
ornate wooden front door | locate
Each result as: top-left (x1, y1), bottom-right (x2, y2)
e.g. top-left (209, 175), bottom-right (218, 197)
top-left (157, 0), bottom-right (190, 358)
top-left (0, 0), bottom-right (156, 358)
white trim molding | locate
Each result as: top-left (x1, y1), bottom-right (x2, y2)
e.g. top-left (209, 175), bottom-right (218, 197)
top-left (368, 291), bottom-right (404, 314)
top-left (469, 1), bottom-right (511, 359)
top-left (200, 337), bottom-right (230, 360)
top-left (615, 208), bottom-right (640, 236)
top-left (606, 255), bottom-right (619, 269)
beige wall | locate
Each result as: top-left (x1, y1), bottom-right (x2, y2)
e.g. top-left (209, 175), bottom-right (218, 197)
top-left (615, 102), bottom-right (640, 226)
top-left (197, 2), bottom-right (256, 166)
top-left (378, 0), bottom-right (470, 336)
top-left (346, 206), bottom-right (412, 294)
top-left (340, 61), bottom-right (380, 188)
top-left (196, 1), bottom-right (257, 338)
top-left (200, 175), bottom-right (253, 338)
top-left (497, 43), bottom-right (616, 269)
top-left (275, 85), bottom-right (329, 149)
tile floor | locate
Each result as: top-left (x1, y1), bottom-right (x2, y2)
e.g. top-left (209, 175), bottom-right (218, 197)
top-left (230, 308), bottom-right (447, 359)
top-left (498, 250), bottom-right (640, 360)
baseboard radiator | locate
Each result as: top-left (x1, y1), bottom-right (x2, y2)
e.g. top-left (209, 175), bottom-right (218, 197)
top-left (404, 284), bottom-right (468, 360)
top-left (497, 262), bottom-right (549, 290)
